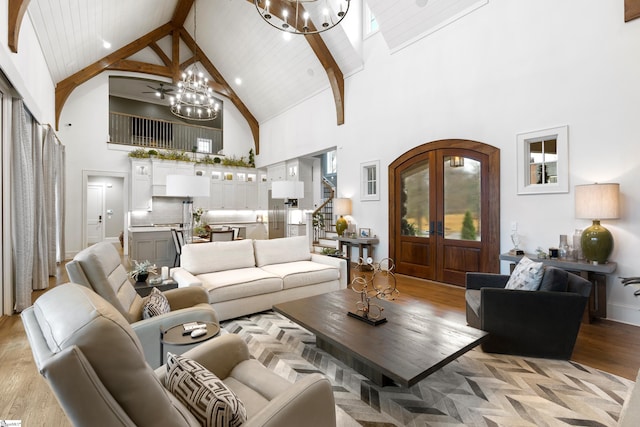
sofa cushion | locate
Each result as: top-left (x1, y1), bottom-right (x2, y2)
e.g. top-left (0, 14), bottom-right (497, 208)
top-left (539, 266), bottom-right (569, 292)
top-left (505, 256), bottom-right (544, 291)
top-left (253, 236), bottom-right (311, 267)
top-left (181, 240), bottom-right (256, 275)
top-left (142, 287), bottom-right (171, 319)
top-left (465, 289), bottom-right (481, 317)
top-left (261, 261), bottom-right (339, 290)
top-left (166, 352), bottom-right (247, 427)
top-left (198, 268), bottom-right (282, 303)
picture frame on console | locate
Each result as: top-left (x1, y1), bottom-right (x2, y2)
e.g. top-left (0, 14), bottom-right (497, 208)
top-left (359, 228), bottom-right (371, 238)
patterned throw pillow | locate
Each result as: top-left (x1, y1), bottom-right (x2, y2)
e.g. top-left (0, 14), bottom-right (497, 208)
top-left (505, 256), bottom-right (544, 291)
top-left (165, 353), bottom-right (247, 427)
top-left (142, 287), bottom-right (170, 319)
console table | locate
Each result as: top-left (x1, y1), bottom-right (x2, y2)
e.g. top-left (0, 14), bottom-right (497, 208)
top-left (336, 236), bottom-right (380, 262)
top-left (499, 253), bottom-right (616, 322)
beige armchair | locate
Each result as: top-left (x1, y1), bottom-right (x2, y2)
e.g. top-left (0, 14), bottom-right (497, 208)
top-left (65, 241), bottom-right (218, 368)
top-left (22, 283), bottom-right (337, 427)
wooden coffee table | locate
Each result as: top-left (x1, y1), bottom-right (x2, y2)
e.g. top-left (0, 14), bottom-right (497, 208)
top-left (273, 289), bottom-right (488, 387)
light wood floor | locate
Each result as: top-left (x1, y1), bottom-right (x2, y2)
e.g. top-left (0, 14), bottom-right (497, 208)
top-left (1, 262), bottom-right (639, 425)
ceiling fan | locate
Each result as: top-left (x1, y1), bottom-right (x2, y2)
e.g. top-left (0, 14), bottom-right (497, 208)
top-left (142, 83), bottom-right (174, 100)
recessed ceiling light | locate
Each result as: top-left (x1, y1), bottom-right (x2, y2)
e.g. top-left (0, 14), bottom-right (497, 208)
top-left (282, 32), bottom-right (292, 41)
top-left (235, 78), bottom-right (242, 85)
top-left (416, 0), bottom-right (429, 7)
top-left (102, 40), bottom-right (111, 49)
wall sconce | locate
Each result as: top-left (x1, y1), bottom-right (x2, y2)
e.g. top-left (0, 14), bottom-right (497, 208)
top-left (575, 183), bottom-right (620, 264)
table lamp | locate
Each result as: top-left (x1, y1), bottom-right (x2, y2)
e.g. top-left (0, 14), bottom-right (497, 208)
top-left (333, 198), bottom-right (352, 237)
top-left (575, 183), bottom-right (620, 264)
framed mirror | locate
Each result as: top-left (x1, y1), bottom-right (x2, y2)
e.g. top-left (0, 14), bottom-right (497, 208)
top-left (517, 125), bottom-right (569, 194)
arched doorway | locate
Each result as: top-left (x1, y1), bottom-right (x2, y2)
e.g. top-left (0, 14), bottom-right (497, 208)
top-left (389, 140), bottom-right (500, 286)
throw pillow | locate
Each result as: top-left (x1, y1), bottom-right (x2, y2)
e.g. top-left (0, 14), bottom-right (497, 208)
top-left (142, 287), bottom-right (170, 319)
top-left (538, 266), bottom-right (569, 292)
top-left (505, 256), bottom-right (544, 291)
top-left (165, 353), bottom-right (247, 427)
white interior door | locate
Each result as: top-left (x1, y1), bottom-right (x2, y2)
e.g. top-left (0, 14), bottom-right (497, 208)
top-left (87, 183), bottom-right (105, 245)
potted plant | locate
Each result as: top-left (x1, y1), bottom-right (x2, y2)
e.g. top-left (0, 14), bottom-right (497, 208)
top-left (129, 260), bottom-right (157, 283)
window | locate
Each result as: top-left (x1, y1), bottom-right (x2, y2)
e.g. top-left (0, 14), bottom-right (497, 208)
top-left (361, 160), bottom-right (380, 201)
top-left (364, 3), bottom-right (379, 38)
top-left (326, 150), bottom-right (337, 175)
top-left (196, 137), bottom-right (212, 153)
top-left (517, 125), bottom-right (568, 194)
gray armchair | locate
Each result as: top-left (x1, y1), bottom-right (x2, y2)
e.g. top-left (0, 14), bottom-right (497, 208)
top-left (66, 241), bottom-right (218, 368)
top-left (465, 266), bottom-right (592, 359)
top-left (22, 283), bottom-right (336, 427)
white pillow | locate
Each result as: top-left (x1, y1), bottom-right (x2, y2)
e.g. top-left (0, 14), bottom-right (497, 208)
top-left (142, 287), bottom-right (170, 319)
top-left (505, 256), bottom-right (544, 291)
top-left (181, 239), bottom-right (256, 275)
top-left (165, 353), bottom-right (247, 427)
top-left (253, 236), bottom-right (311, 267)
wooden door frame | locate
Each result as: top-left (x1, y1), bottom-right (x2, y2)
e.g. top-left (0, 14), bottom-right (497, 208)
top-left (389, 139), bottom-right (500, 281)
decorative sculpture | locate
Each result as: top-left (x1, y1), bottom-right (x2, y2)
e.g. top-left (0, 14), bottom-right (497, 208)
top-left (348, 257), bottom-right (399, 325)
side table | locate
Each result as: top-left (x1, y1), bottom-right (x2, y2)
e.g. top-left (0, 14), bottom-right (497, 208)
top-left (160, 321), bottom-right (220, 365)
top-left (133, 279), bottom-right (178, 297)
top-left (499, 253), bottom-right (617, 322)
top-left (336, 236), bottom-right (380, 262)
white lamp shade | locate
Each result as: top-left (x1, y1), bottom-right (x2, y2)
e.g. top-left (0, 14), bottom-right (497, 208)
top-left (166, 175), bottom-right (210, 197)
top-left (271, 181), bottom-right (304, 198)
top-left (575, 183), bottom-right (620, 220)
top-left (333, 198), bottom-right (352, 216)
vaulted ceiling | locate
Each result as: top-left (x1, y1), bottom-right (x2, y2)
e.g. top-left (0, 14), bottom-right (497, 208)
top-left (14, 0), bottom-right (488, 153)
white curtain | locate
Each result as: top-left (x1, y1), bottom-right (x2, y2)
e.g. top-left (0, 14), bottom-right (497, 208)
top-left (11, 102), bottom-right (66, 311)
top-left (32, 122), bottom-right (48, 290)
top-left (11, 100), bottom-right (36, 311)
top-left (43, 126), bottom-right (65, 269)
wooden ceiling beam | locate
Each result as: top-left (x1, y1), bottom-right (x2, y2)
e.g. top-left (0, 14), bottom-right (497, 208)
top-left (179, 27), bottom-right (260, 153)
top-left (172, 0), bottom-right (195, 27)
top-left (8, 0), bottom-right (31, 53)
top-left (149, 42), bottom-right (172, 67)
top-left (107, 60), bottom-right (172, 78)
top-left (55, 23), bottom-right (174, 129)
top-left (251, 0), bottom-right (345, 125)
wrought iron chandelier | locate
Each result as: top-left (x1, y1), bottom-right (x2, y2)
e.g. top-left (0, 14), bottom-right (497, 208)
top-left (170, 1), bottom-right (219, 121)
top-left (254, 0), bottom-right (351, 35)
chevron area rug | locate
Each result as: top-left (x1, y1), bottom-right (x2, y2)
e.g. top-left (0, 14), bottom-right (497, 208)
top-left (221, 311), bottom-right (634, 427)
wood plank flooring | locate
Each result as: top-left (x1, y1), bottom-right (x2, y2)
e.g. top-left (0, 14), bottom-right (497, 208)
top-left (1, 261), bottom-right (639, 424)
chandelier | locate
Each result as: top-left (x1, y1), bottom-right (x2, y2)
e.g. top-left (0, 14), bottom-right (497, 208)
top-left (169, 1), bottom-right (219, 121)
top-left (254, 0), bottom-right (351, 35)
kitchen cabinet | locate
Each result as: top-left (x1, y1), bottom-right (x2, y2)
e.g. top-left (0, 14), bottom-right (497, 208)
top-left (152, 160), bottom-right (194, 196)
top-left (131, 159), bottom-right (152, 211)
top-left (128, 228), bottom-right (176, 268)
top-left (285, 158), bottom-right (314, 210)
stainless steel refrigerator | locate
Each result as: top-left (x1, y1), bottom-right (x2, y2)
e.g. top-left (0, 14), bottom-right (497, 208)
top-left (267, 190), bottom-right (285, 239)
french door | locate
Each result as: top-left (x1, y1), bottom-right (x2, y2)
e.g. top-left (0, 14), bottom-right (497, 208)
top-left (389, 140), bottom-right (500, 286)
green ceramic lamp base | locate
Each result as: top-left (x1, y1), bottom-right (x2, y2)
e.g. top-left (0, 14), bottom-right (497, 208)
top-left (336, 215), bottom-right (348, 237)
top-left (581, 220), bottom-right (613, 264)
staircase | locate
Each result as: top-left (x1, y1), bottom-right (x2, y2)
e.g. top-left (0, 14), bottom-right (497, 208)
top-left (311, 177), bottom-right (340, 254)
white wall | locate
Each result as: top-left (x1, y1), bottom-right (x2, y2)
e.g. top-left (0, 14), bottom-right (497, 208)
top-left (58, 72), bottom-right (255, 256)
top-left (0, 5), bottom-right (55, 123)
top-left (257, 1), bottom-right (640, 324)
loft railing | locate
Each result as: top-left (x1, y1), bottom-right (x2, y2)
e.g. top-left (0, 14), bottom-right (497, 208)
top-left (109, 112), bottom-right (223, 153)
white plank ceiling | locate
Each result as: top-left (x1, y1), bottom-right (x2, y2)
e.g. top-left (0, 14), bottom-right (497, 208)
top-left (27, 0), bottom-right (487, 124)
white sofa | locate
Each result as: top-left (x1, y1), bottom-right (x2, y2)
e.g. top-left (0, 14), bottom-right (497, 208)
top-left (171, 236), bottom-right (348, 321)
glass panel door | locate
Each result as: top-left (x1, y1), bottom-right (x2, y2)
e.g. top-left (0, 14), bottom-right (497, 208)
top-left (443, 156), bottom-right (481, 241)
top-left (401, 162), bottom-right (430, 237)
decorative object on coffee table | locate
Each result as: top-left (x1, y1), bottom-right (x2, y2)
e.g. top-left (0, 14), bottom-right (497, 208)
top-left (349, 257), bottom-right (398, 325)
top-left (129, 259), bottom-right (157, 283)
